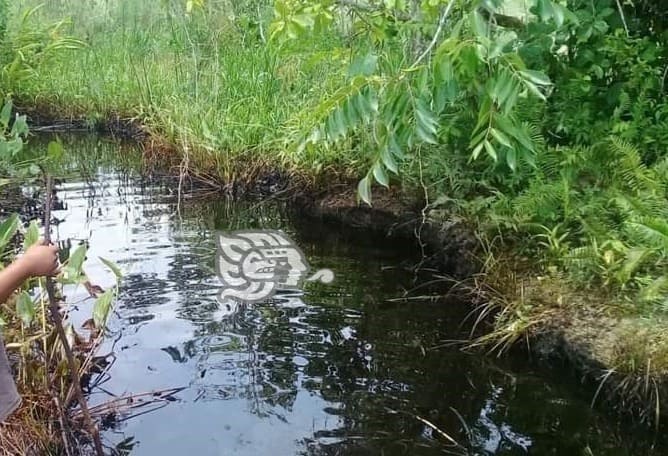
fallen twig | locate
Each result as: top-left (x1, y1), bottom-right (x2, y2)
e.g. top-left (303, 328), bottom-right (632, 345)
top-left (78, 387), bottom-right (185, 422)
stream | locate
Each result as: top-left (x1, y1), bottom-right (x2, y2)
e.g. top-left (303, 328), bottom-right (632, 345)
top-left (29, 134), bottom-right (668, 455)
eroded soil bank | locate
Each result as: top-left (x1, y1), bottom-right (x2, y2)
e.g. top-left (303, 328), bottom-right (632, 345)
top-left (21, 114), bottom-right (668, 428)
top-left (289, 184), bottom-right (668, 428)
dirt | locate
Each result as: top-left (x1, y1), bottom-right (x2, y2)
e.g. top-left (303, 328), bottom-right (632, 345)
top-left (525, 282), bottom-right (668, 425)
top-left (291, 186), bottom-right (481, 279)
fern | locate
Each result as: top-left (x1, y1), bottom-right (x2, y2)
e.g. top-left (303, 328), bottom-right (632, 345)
top-left (641, 276), bottom-right (668, 304)
top-left (607, 137), bottom-right (655, 195)
top-left (631, 217), bottom-right (668, 252)
top-left (506, 180), bottom-right (565, 223)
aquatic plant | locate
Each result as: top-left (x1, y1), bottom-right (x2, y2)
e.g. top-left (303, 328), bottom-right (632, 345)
top-left (0, 102), bottom-right (122, 453)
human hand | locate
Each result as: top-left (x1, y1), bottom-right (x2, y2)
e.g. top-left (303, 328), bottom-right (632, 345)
top-left (17, 241), bottom-right (60, 278)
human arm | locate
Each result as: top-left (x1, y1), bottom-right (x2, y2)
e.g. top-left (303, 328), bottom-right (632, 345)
top-left (0, 242), bottom-right (59, 303)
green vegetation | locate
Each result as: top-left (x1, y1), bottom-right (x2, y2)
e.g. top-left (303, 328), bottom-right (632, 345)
top-left (0, 120), bottom-right (121, 452)
top-left (7, 0), bottom-right (347, 178)
top-left (263, 0), bottom-right (668, 408)
top-left (2, 0), bottom-right (668, 423)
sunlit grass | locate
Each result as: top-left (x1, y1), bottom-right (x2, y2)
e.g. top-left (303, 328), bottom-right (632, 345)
top-left (8, 0), bottom-right (357, 180)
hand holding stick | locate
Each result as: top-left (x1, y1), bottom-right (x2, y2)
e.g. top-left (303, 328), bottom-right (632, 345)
top-left (43, 175), bottom-right (104, 456)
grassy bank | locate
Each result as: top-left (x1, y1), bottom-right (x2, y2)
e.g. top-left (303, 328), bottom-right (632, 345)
top-left (2, 0), bottom-right (668, 425)
top-left (8, 0), bottom-right (362, 181)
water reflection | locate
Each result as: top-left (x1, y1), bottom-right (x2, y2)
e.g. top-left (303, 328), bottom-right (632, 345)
top-left (27, 135), bottom-right (668, 455)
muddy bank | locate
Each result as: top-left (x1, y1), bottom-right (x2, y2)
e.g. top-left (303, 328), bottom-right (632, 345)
top-left (19, 104), bottom-right (148, 141)
top-left (14, 113), bottom-right (668, 429)
top-left (291, 189), bottom-right (668, 427)
top-left (290, 187), bottom-right (481, 279)
top-left (531, 300), bottom-right (668, 425)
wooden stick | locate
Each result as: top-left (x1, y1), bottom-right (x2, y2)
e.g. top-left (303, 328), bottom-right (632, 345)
top-left (43, 175), bottom-right (105, 456)
top-left (53, 396), bottom-right (73, 456)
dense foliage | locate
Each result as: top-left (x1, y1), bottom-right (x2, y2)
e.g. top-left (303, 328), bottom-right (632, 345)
top-left (270, 0), bottom-right (668, 308)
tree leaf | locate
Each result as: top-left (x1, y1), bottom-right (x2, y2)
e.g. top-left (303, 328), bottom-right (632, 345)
top-left (471, 10), bottom-right (489, 39)
top-left (506, 147), bottom-right (517, 171)
top-left (357, 175), bottom-right (372, 205)
top-left (520, 70), bottom-right (552, 86)
top-left (641, 276), bottom-right (668, 302)
top-left (552, 3), bottom-right (565, 27)
top-left (471, 141), bottom-right (484, 160)
top-left (617, 248), bottom-right (650, 284)
top-left (490, 128), bottom-right (512, 148)
top-left (348, 53), bottom-right (378, 78)
top-left (536, 0), bottom-right (555, 22)
top-left (47, 140), bottom-right (63, 161)
top-left (344, 96), bottom-right (359, 126)
top-left (380, 145), bottom-right (399, 174)
top-left (484, 140), bottom-right (497, 161)
top-left (524, 81), bottom-right (546, 100)
top-left (291, 13), bottom-right (315, 32)
top-left (497, 117), bottom-right (534, 152)
top-left (415, 98), bottom-right (438, 144)
top-left (0, 100), bottom-right (12, 130)
top-left (10, 114), bottom-right (28, 137)
top-left (372, 161), bottom-right (390, 187)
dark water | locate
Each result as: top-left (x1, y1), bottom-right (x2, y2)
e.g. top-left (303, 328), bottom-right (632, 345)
top-left (32, 135), bottom-right (667, 455)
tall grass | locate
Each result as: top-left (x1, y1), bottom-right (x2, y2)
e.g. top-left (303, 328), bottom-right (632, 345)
top-left (8, 0), bottom-right (355, 180)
